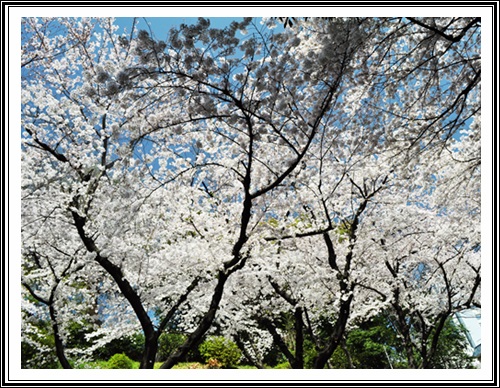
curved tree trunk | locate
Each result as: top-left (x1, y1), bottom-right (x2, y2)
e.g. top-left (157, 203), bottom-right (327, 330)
top-left (140, 332), bottom-right (160, 369)
top-left (312, 296), bottom-right (353, 369)
top-left (72, 209), bottom-right (159, 369)
top-left (234, 333), bottom-right (265, 369)
top-left (22, 280), bottom-right (73, 369)
top-left (160, 271), bottom-right (229, 368)
top-left (49, 303), bottom-right (72, 369)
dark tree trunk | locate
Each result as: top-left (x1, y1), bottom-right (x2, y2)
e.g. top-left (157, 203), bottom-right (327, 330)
top-left (160, 271), bottom-right (230, 369)
top-left (234, 334), bottom-right (265, 369)
top-left (312, 296), bottom-right (353, 369)
top-left (393, 302), bottom-right (417, 368)
top-left (259, 316), bottom-right (298, 369)
top-left (49, 304), bottom-right (72, 369)
top-left (72, 210), bottom-right (159, 369)
top-left (140, 332), bottom-right (160, 369)
top-left (161, 150), bottom-right (254, 368)
top-left (294, 307), bottom-right (304, 369)
top-left (421, 313), bottom-right (448, 369)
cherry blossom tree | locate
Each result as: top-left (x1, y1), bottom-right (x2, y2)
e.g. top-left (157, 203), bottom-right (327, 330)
top-left (277, 17), bottom-right (480, 155)
top-left (199, 17), bottom-right (480, 369)
top-left (353, 183), bottom-right (480, 367)
top-left (21, 17), bottom-right (211, 368)
top-left (21, 249), bottom-right (87, 369)
top-left (21, 16), bottom-right (480, 370)
top-left (212, 148), bottom-right (395, 369)
top-left (130, 16), bottom-right (382, 369)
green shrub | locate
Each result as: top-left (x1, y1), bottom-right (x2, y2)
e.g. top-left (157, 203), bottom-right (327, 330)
top-left (273, 361), bottom-right (291, 369)
top-left (303, 339), bottom-right (318, 369)
top-left (94, 332), bottom-right (145, 361)
top-left (157, 333), bottom-right (187, 361)
top-left (199, 336), bottom-right (242, 368)
top-left (107, 353), bottom-right (134, 369)
top-left (66, 320), bottom-right (94, 350)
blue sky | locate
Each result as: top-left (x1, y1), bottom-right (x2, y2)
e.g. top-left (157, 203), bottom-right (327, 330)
top-left (114, 17), bottom-right (244, 41)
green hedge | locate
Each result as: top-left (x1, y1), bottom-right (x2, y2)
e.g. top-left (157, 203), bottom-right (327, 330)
top-left (107, 353), bottom-right (134, 369)
top-left (199, 336), bottom-right (242, 368)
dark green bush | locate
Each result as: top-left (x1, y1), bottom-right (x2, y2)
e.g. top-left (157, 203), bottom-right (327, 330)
top-left (94, 332), bottom-right (145, 361)
top-left (303, 339), bottom-right (318, 369)
top-left (65, 320), bottom-right (94, 350)
top-left (107, 353), bottom-right (134, 369)
top-left (157, 333), bottom-right (187, 361)
top-left (199, 336), bottom-right (242, 368)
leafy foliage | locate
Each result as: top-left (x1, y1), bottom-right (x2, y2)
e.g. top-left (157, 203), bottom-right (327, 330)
top-left (199, 336), bottom-right (242, 368)
top-left (425, 319), bottom-right (475, 369)
top-left (330, 314), bottom-right (474, 369)
top-left (157, 333), bottom-right (189, 361)
top-left (107, 353), bottom-right (134, 369)
top-left (94, 332), bottom-right (145, 362)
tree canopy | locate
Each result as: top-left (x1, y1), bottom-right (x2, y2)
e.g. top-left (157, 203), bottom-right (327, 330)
top-left (20, 16), bottom-right (481, 371)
